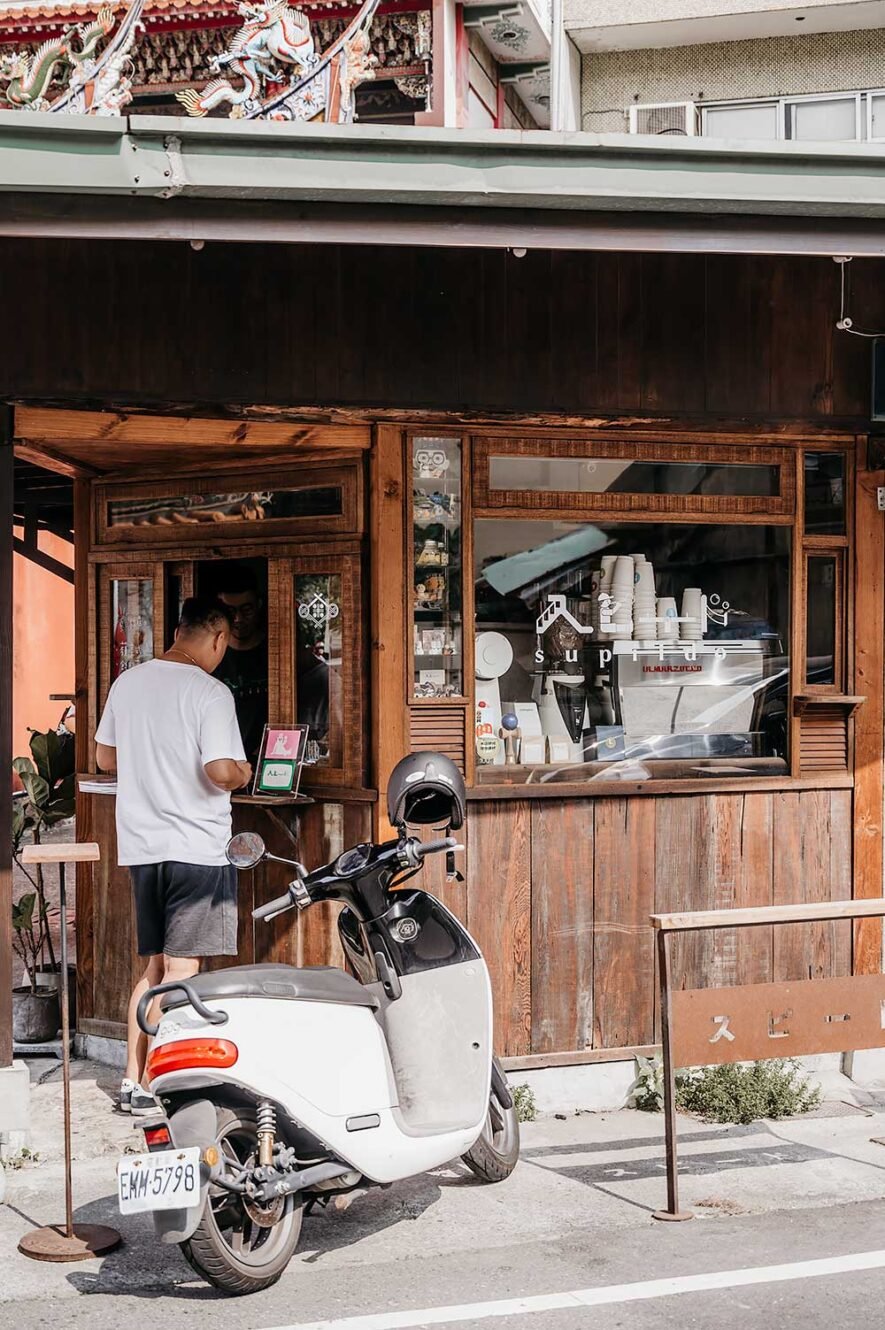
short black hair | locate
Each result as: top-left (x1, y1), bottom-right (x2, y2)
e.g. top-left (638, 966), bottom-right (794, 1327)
top-left (178, 596), bottom-right (233, 635)
top-left (215, 563), bottom-right (259, 598)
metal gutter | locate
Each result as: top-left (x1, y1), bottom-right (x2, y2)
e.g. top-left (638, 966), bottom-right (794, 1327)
top-left (4, 110), bottom-right (885, 245)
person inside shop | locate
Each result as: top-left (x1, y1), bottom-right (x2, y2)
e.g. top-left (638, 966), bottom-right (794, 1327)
top-left (95, 597), bottom-right (252, 1115)
top-left (212, 563), bottom-right (269, 765)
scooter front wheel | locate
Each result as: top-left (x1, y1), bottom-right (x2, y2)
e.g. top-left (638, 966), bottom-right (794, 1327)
top-left (181, 1105), bottom-right (302, 1296)
top-left (461, 1058), bottom-right (520, 1183)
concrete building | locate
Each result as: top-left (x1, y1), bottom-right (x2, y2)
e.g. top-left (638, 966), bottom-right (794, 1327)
top-left (566, 0), bottom-right (885, 137)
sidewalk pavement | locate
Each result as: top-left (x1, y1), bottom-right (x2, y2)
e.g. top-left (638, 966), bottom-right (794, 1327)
top-left (2, 1057), bottom-right (885, 1305)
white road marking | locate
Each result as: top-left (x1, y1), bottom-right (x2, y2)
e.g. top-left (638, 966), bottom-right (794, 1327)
top-left (262, 1248), bottom-right (885, 1330)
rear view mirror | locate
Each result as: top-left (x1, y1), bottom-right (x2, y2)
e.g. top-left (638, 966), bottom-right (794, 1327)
top-left (226, 832), bottom-right (266, 870)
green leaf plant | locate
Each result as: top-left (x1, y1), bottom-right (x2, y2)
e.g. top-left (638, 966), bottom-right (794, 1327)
top-left (11, 726), bottom-right (75, 992)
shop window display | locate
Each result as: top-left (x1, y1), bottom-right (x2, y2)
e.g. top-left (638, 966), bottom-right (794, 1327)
top-left (474, 520), bottom-right (791, 783)
top-left (411, 437), bottom-right (463, 699)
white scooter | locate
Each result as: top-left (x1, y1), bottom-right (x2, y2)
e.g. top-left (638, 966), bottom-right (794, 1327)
top-left (120, 753), bottom-right (519, 1296)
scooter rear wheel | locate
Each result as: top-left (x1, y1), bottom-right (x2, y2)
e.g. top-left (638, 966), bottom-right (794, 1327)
top-left (181, 1105), bottom-right (302, 1295)
top-left (461, 1059), bottom-right (520, 1183)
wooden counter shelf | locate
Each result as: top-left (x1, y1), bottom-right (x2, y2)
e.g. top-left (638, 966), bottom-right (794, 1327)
top-left (231, 794), bottom-right (314, 806)
top-left (792, 694), bottom-right (866, 716)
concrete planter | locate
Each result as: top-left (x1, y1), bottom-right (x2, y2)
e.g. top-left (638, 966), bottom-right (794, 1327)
top-left (12, 987), bottom-right (60, 1045)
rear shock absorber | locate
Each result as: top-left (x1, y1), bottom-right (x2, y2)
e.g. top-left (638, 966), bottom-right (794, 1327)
top-left (257, 1099), bottom-right (276, 1168)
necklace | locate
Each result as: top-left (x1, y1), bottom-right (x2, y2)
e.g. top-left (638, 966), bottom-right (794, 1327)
top-left (165, 646), bottom-right (203, 670)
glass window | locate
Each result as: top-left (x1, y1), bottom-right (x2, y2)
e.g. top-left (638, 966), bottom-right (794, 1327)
top-left (703, 103), bottom-right (779, 140)
top-left (806, 556), bottom-right (838, 688)
top-left (110, 579), bottom-right (153, 682)
top-left (870, 93), bottom-right (885, 140)
top-left (107, 485), bottom-right (342, 531)
top-left (474, 519), bottom-right (790, 783)
top-left (786, 97), bottom-right (858, 142)
top-left (295, 573), bottom-right (343, 768)
top-left (804, 454), bottom-right (845, 535)
top-left (488, 455), bottom-right (779, 498)
top-left (412, 438), bottom-right (463, 698)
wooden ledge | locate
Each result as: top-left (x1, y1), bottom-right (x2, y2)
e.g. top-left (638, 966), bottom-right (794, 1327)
top-left (652, 898), bottom-right (885, 932)
top-left (793, 694), bottom-right (865, 716)
top-left (21, 841), bottom-right (100, 864)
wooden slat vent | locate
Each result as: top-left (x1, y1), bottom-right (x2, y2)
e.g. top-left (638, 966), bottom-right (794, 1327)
top-left (409, 706), bottom-right (467, 773)
top-left (799, 709), bottom-right (849, 773)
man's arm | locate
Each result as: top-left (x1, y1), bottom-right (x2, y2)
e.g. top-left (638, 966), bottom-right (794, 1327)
top-left (204, 758), bottom-right (252, 791)
top-left (96, 742), bottom-right (117, 773)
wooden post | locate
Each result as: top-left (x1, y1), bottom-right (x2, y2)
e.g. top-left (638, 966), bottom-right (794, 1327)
top-left (370, 425), bottom-right (407, 841)
top-left (0, 405), bottom-right (13, 1070)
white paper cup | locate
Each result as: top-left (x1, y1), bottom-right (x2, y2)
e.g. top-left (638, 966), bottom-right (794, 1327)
top-left (634, 562), bottom-right (656, 596)
top-left (681, 587), bottom-right (703, 620)
top-left (657, 597), bottom-right (679, 641)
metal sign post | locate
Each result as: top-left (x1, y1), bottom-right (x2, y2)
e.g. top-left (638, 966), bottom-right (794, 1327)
top-left (650, 897), bottom-right (885, 1222)
top-left (18, 842), bottom-right (122, 1263)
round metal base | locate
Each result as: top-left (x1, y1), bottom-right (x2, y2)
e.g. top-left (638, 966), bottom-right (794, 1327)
top-left (652, 1209), bottom-right (695, 1223)
top-left (18, 1224), bottom-right (123, 1263)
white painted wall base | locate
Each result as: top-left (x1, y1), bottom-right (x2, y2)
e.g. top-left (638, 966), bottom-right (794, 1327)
top-left (513, 1061), bottom-right (639, 1114)
top-left (842, 1048), bottom-right (885, 1088)
top-left (0, 1061), bottom-right (31, 1158)
top-left (74, 1033), bottom-right (126, 1070)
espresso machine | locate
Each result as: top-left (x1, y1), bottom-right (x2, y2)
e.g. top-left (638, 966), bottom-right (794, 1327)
top-left (609, 639), bottom-right (780, 761)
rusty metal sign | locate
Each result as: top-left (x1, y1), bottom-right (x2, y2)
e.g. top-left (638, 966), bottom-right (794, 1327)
top-left (672, 974), bottom-right (885, 1067)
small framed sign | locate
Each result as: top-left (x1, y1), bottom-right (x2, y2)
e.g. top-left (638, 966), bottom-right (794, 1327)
top-left (252, 724), bottom-right (308, 797)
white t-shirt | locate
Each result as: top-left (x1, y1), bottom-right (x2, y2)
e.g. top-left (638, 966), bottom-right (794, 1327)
top-left (95, 659), bottom-right (247, 867)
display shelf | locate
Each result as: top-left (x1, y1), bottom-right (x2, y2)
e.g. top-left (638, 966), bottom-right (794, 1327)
top-left (410, 436), bottom-right (464, 700)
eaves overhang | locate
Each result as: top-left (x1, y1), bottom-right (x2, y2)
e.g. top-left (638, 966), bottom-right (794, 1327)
top-left (3, 112), bottom-right (885, 253)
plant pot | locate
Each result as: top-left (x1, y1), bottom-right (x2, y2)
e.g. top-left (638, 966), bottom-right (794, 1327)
top-left (33, 964), bottom-right (77, 1027)
top-left (12, 986), bottom-right (61, 1044)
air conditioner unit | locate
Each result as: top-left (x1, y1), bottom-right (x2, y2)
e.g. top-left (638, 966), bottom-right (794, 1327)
top-left (628, 101), bottom-right (699, 136)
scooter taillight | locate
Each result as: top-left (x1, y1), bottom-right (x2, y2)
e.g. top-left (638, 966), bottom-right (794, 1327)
top-left (146, 1038), bottom-right (238, 1082)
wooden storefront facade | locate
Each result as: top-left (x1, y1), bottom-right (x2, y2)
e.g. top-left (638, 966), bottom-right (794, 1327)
top-left (6, 239), bottom-right (885, 1070)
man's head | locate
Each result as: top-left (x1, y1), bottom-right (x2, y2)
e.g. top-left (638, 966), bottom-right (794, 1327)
top-left (215, 564), bottom-right (265, 649)
top-left (175, 597), bottom-right (233, 671)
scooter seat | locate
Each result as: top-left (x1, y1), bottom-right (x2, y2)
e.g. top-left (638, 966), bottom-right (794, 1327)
top-left (159, 964), bottom-right (378, 1013)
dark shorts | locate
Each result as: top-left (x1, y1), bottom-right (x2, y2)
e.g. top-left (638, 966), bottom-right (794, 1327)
top-left (129, 862), bottom-right (238, 959)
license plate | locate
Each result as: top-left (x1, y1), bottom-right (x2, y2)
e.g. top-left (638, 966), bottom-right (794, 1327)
top-left (117, 1145), bottom-right (202, 1214)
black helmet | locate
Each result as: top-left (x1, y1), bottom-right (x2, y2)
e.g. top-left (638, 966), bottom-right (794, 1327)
top-left (387, 751), bottom-right (466, 831)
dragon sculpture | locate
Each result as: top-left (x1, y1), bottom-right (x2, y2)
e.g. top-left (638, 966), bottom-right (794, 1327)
top-left (0, 1), bottom-right (142, 114)
top-left (175, 0), bottom-right (379, 122)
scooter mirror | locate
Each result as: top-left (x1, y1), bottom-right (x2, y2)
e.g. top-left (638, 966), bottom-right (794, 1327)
top-left (226, 831), bottom-right (266, 870)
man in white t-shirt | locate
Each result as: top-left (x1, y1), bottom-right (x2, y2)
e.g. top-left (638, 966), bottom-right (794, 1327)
top-left (95, 597), bottom-right (252, 1114)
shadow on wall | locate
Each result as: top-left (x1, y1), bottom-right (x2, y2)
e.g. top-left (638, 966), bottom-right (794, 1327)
top-left (13, 529), bottom-right (75, 773)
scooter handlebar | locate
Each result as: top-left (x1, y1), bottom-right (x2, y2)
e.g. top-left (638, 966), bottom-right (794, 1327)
top-left (412, 836), bottom-right (460, 859)
top-left (252, 890), bottom-right (295, 921)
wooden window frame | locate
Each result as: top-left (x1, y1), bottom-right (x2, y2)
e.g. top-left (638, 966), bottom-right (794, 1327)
top-left (465, 431), bottom-right (855, 793)
top-left (95, 462), bottom-right (363, 547)
top-left (473, 435), bottom-right (795, 520)
top-left (281, 549), bottom-right (366, 792)
top-left (801, 548), bottom-right (847, 694)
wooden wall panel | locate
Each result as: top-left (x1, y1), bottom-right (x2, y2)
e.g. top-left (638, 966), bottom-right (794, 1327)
top-left (773, 789), bottom-right (852, 982)
top-left (467, 800), bottom-right (532, 1057)
top-left (83, 795), bottom-right (133, 1027)
top-left (654, 796), bottom-right (716, 995)
top-left (592, 797), bottom-right (656, 1050)
top-left (530, 801), bottom-right (595, 1055)
top-left (1, 244), bottom-right (880, 422)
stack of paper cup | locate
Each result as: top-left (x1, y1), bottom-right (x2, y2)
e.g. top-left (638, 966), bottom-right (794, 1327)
top-left (597, 555), bottom-right (617, 637)
top-left (590, 568), bottom-right (603, 635)
top-left (656, 596), bottom-right (679, 642)
top-left (680, 588), bottom-right (704, 641)
top-left (608, 556), bottom-right (635, 638)
top-left (632, 557), bottom-right (657, 640)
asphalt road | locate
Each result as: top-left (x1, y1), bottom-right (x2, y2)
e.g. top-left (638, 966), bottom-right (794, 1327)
top-left (3, 1199), bottom-right (884, 1330)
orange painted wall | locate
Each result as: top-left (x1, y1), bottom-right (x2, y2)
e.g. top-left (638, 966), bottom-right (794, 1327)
top-left (12, 527), bottom-right (75, 763)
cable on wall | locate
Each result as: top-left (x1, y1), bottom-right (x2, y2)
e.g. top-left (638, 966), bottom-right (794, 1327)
top-left (834, 255), bottom-right (885, 338)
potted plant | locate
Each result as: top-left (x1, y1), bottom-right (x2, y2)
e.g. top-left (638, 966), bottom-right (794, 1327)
top-left (11, 726), bottom-right (76, 1043)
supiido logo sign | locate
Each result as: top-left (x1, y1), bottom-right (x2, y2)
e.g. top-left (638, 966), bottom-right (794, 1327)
top-left (533, 592), bottom-right (732, 666)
